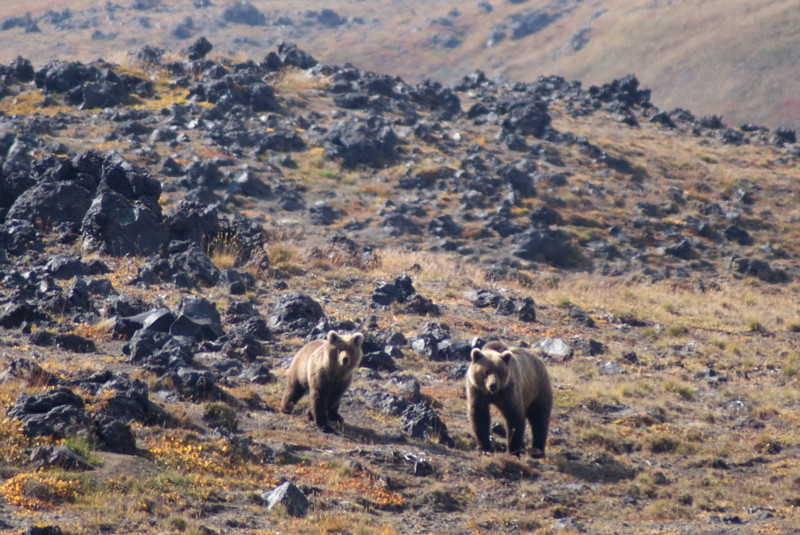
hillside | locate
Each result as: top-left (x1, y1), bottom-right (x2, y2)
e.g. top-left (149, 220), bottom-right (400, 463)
top-left (0, 0), bottom-right (799, 131)
top-left (0, 37), bottom-right (799, 535)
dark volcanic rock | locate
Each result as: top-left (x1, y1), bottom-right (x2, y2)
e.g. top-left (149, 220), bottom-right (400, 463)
top-left (402, 294), bottom-right (441, 316)
top-left (222, 317), bottom-right (270, 361)
top-left (34, 60), bottom-right (152, 107)
top-left (590, 75), bottom-right (651, 108)
top-left (218, 269), bottom-right (254, 295)
top-left (499, 99), bottom-right (551, 138)
top-left (0, 301), bottom-right (51, 328)
top-left (126, 330), bottom-right (194, 374)
top-left (360, 351), bottom-right (398, 371)
top-left (0, 219), bottom-right (44, 256)
top-left (323, 116), bottom-right (398, 168)
top-left (53, 333), bottom-right (96, 353)
top-left (307, 8), bottom-right (345, 28)
top-left (222, 1), bottom-right (266, 25)
top-left (401, 402), bottom-right (453, 446)
top-left (45, 254), bottom-right (90, 279)
top-left (263, 42), bottom-right (318, 70)
top-left (188, 70), bottom-right (276, 112)
top-left (31, 444), bottom-right (94, 471)
top-left (269, 292), bottom-right (325, 334)
top-left (81, 189), bottom-right (167, 257)
top-left (129, 45), bottom-right (165, 64)
top-left (8, 387), bottom-right (91, 440)
top-left (135, 241), bottom-right (220, 288)
top-left (183, 36), bottom-right (213, 60)
top-left (372, 275), bottom-right (416, 306)
top-left (506, 9), bottom-right (557, 40)
top-left (169, 295), bottom-right (223, 341)
top-left (93, 413), bottom-right (137, 454)
top-left (34, 60), bottom-right (98, 93)
top-left (162, 368), bottom-right (228, 402)
top-left (731, 257), bottom-right (789, 283)
top-left (409, 80), bottom-right (461, 120)
top-left (511, 229), bottom-right (581, 267)
top-left (0, 56), bottom-right (35, 83)
top-left (89, 376), bottom-right (174, 426)
top-left (7, 181), bottom-right (94, 227)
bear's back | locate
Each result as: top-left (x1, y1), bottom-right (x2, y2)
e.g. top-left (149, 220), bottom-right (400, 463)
top-left (508, 348), bottom-right (551, 408)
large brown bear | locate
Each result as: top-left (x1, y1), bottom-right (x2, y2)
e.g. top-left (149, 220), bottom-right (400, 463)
top-left (281, 330), bottom-right (364, 433)
top-left (466, 341), bottom-right (552, 457)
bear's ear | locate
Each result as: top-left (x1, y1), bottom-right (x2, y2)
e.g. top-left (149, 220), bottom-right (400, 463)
top-left (470, 348), bottom-right (484, 362)
top-left (352, 332), bottom-right (364, 347)
top-left (500, 351), bottom-right (513, 364)
top-left (327, 331), bottom-right (341, 344)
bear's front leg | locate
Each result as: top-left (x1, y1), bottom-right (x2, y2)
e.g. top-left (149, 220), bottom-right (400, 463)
top-left (469, 400), bottom-right (492, 451)
top-left (310, 386), bottom-right (335, 433)
top-left (327, 382), bottom-right (348, 424)
top-left (505, 412), bottom-right (526, 455)
top-left (281, 379), bottom-right (305, 414)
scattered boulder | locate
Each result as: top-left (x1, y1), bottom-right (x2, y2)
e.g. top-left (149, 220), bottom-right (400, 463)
top-left (7, 181), bottom-right (94, 226)
top-left (506, 9), bottom-right (557, 40)
top-left (45, 254), bottom-right (90, 279)
top-left (323, 116), bottom-right (398, 168)
top-left (222, 1), bottom-right (267, 26)
top-left (30, 444), bottom-right (94, 471)
top-left (0, 219), bottom-right (44, 256)
top-left (81, 189), bottom-right (167, 257)
top-left (0, 358), bottom-right (58, 386)
top-left (8, 387), bottom-right (91, 440)
top-left (183, 36), bottom-right (212, 60)
top-left (401, 402), bottom-right (453, 446)
top-left (372, 275), bottom-right (416, 306)
top-left (261, 481), bottom-right (308, 518)
top-left (731, 257), bottom-right (789, 283)
top-left (538, 337), bottom-right (573, 362)
top-left (269, 292), bottom-right (325, 334)
top-left (126, 330), bottom-right (194, 374)
top-left (135, 241), bottom-right (220, 288)
top-left (93, 413), bottom-right (137, 454)
top-left (169, 295), bottom-right (223, 341)
top-left (263, 42), bottom-right (318, 70)
top-left (511, 229), bottom-right (581, 267)
top-left (498, 99), bottom-right (551, 138)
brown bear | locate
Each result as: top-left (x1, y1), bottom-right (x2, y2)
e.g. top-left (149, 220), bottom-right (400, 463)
top-left (281, 330), bottom-right (364, 433)
top-left (466, 341), bottom-right (552, 457)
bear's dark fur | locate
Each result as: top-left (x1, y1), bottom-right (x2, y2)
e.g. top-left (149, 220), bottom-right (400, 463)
top-left (281, 330), bottom-right (364, 432)
top-left (466, 341), bottom-right (552, 457)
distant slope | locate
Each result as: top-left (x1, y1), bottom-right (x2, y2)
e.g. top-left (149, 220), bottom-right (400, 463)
top-left (0, 0), bottom-right (798, 129)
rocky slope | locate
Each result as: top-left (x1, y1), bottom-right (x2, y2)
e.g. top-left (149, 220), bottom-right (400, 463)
top-left (1, 0), bottom-right (799, 130)
top-left (0, 38), bottom-right (799, 534)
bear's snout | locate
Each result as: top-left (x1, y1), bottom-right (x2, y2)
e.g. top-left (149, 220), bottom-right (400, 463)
top-left (341, 355), bottom-right (350, 366)
top-left (486, 377), bottom-right (499, 393)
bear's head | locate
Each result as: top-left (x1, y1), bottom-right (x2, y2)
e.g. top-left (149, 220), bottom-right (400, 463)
top-left (326, 330), bottom-right (364, 370)
top-left (468, 345), bottom-right (513, 395)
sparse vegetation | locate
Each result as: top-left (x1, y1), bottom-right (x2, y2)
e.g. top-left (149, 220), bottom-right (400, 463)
top-left (0, 9), bottom-right (798, 533)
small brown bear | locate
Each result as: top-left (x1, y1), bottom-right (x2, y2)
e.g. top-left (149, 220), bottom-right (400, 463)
top-left (281, 330), bottom-right (364, 433)
top-left (466, 341), bottom-right (553, 457)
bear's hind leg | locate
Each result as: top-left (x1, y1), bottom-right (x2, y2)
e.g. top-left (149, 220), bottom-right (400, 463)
top-left (527, 403), bottom-right (551, 458)
top-left (281, 379), bottom-right (306, 414)
top-left (505, 411), bottom-right (527, 455)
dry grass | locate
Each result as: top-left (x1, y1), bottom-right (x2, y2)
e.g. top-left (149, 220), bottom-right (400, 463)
top-left (203, 231), bottom-right (246, 270)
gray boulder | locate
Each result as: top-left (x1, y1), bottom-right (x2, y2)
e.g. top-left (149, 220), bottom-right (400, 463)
top-left (262, 481), bottom-right (309, 517)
